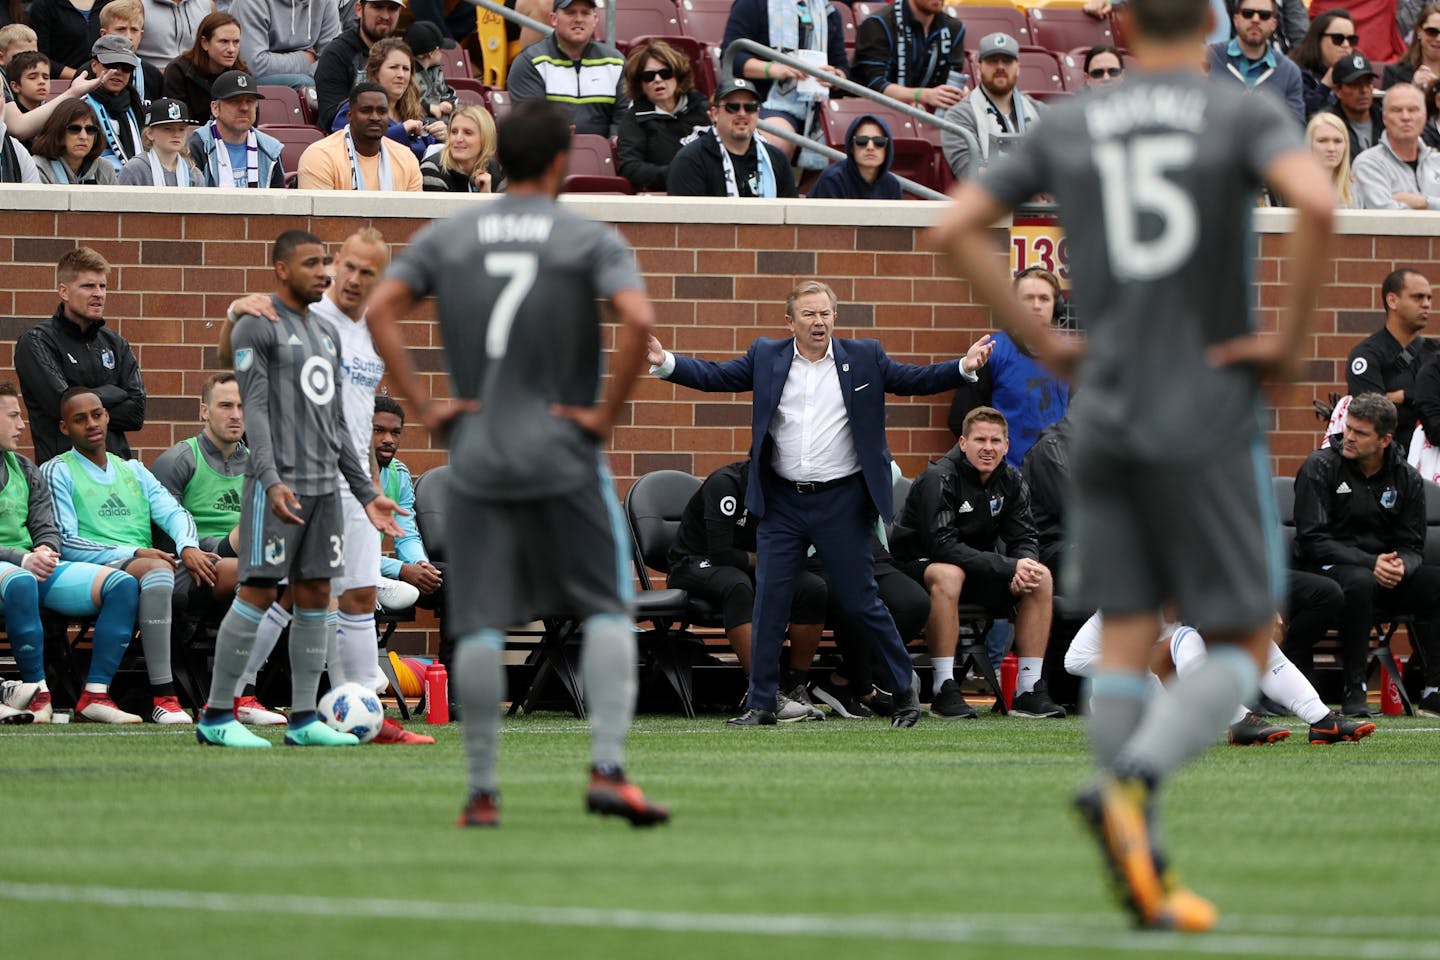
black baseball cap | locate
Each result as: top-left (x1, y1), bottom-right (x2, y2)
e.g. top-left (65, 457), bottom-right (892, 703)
top-left (211, 70), bottom-right (266, 101)
top-left (142, 98), bottom-right (201, 126)
top-left (1331, 52), bottom-right (1374, 86)
top-left (713, 77), bottom-right (760, 103)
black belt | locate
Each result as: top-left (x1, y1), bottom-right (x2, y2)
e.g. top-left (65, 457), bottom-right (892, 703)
top-left (779, 472), bottom-right (860, 494)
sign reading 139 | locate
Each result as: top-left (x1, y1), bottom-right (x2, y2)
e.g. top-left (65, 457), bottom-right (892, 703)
top-left (1009, 215), bottom-right (1070, 290)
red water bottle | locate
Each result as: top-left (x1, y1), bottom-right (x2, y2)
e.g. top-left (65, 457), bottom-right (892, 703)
top-left (1381, 659), bottom-right (1405, 716)
top-left (425, 663), bottom-right (450, 725)
top-left (1000, 653), bottom-right (1018, 710)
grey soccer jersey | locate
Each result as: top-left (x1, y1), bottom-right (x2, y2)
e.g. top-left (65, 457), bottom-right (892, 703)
top-left (981, 71), bottom-right (1304, 464)
top-left (386, 193), bottom-right (644, 500)
top-left (230, 296), bottom-right (375, 501)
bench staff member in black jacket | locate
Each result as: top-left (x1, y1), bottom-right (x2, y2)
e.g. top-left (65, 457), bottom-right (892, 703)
top-left (1294, 392), bottom-right (1440, 717)
top-left (890, 406), bottom-right (1064, 720)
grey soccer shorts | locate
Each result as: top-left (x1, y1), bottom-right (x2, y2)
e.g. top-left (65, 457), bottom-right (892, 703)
top-left (1067, 440), bottom-right (1286, 634)
top-left (444, 478), bottom-right (631, 635)
top-left (236, 475), bottom-right (346, 584)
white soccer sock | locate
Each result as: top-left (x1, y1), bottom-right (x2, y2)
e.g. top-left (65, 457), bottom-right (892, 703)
top-left (1260, 641), bottom-right (1330, 724)
top-left (1017, 657), bottom-right (1043, 695)
top-left (336, 611), bottom-right (379, 690)
top-left (931, 656), bottom-right (955, 688)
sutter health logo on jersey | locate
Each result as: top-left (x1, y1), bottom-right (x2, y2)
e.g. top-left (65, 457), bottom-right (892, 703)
top-left (97, 493), bottom-right (131, 519)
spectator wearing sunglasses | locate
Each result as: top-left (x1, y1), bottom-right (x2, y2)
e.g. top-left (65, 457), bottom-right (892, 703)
top-left (1081, 44), bottom-right (1124, 87)
top-left (1290, 8), bottom-right (1361, 118)
top-left (77, 35), bottom-right (147, 172)
top-left (31, 98), bottom-right (118, 183)
top-left (1207, 0), bottom-right (1304, 124)
top-left (616, 40), bottom-right (709, 191)
top-left (1385, 2), bottom-right (1440, 90)
top-left (1323, 52), bottom-right (1384, 159)
top-left (665, 77), bottom-right (796, 197)
top-left (1309, 0), bottom-right (1405, 63)
top-left (808, 113), bottom-right (902, 199)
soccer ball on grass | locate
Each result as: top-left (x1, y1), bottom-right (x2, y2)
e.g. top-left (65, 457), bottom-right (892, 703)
top-left (318, 683), bottom-right (385, 743)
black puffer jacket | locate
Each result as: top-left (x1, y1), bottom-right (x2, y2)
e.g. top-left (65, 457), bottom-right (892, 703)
top-left (615, 88), bottom-right (709, 191)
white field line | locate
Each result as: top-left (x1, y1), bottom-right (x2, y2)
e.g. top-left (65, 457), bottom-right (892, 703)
top-left (0, 882), bottom-right (1435, 959)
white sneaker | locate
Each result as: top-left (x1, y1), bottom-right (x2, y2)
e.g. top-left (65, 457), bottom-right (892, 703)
top-left (151, 696), bottom-right (194, 725)
top-left (25, 691), bottom-right (53, 723)
top-left (1, 680), bottom-right (40, 710)
top-left (0, 702), bottom-right (34, 724)
top-left (370, 670), bottom-right (391, 695)
top-left (234, 696), bottom-right (287, 725)
top-left (76, 691), bottom-right (142, 724)
top-left (376, 577), bottom-right (420, 611)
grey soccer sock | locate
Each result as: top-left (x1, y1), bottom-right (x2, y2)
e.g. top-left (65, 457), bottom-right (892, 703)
top-left (1086, 670), bottom-right (1152, 770)
top-left (1116, 646), bottom-right (1260, 782)
top-left (235, 602), bottom-right (290, 695)
top-left (288, 607), bottom-right (330, 714)
top-left (456, 631), bottom-right (506, 794)
top-left (206, 599), bottom-right (266, 711)
top-left (138, 569), bottom-right (176, 689)
top-left (581, 614), bottom-right (636, 770)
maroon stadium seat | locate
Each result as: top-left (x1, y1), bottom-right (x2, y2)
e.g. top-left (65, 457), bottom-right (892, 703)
top-left (676, 0), bottom-right (733, 47)
top-left (820, 97), bottom-right (929, 149)
top-left (258, 124), bottom-right (323, 186)
top-left (440, 45), bottom-right (474, 80)
top-left (1025, 7), bottom-right (1113, 55)
top-left (258, 85), bottom-right (311, 126)
top-left (603, 0), bottom-right (680, 44)
top-left (562, 133), bottom-right (635, 193)
top-left (950, 5), bottom-right (1031, 48)
top-left (1017, 47), bottom-right (1064, 94)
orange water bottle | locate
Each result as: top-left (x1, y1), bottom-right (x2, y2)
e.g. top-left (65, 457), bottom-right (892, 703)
top-left (425, 663), bottom-right (450, 724)
top-left (1380, 659), bottom-right (1405, 716)
top-left (1000, 653), bottom-right (1018, 710)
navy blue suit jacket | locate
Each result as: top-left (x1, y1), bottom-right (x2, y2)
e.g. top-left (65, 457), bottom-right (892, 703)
top-left (666, 337), bottom-right (968, 523)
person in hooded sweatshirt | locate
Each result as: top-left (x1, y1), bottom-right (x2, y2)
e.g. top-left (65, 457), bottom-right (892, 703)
top-left (231, 0), bottom-right (339, 89)
top-left (807, 113), bottom-right (904, 199)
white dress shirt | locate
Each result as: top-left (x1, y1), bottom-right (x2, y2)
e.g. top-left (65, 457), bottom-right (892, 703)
top-left (651, 341), bottom-right (979, 482)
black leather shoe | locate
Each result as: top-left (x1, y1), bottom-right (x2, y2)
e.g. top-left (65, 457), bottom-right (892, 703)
top-left (727, 708), bottom-right (777, 726)
top-left (1341, 683), bottom-right (1373, 717)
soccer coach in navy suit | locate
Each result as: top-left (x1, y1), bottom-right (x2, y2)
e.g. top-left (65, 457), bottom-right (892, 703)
top-left (648, 280), bottom-right (995, 727)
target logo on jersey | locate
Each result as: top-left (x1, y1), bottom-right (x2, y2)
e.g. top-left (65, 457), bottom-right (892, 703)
top-left (301, 356), bottom-right (335, 405)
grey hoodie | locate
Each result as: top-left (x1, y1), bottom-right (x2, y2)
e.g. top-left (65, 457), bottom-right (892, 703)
top-left (1353, 132), bottom-right (1440, 211)
top-left (233, 0), bottom-right (340, 78)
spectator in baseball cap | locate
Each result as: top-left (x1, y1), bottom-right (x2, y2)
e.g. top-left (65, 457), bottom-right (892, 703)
top-left (119, 97), bottom-right (206, 186)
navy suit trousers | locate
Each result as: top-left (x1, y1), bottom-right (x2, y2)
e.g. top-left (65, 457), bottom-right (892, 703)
top-left (750, 471), bottom-right (913, 710)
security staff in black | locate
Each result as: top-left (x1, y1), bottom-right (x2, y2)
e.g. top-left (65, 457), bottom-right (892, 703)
top-left (1293, 392), bottom-right (1440, 717)
top-left (1021, 416), bottom-right (1070, 575)
top-left (668, 459), bottom-right (828, 711)
top-left (1346, 267), bottom-right (1439, 454)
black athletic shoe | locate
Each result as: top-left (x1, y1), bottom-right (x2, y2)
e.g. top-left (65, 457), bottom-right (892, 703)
top-left (809, 679), bottom-right (874, 719)
top-left (1228, 712), bottom-right (1291, 746)
top-left (1416, 691), bottom-right (1440, 719)
top-left (1308, 711), bottom-right (1376, 744)
top-left (1341, 683), bottom-right (1374, 717)
top-left (1011, 688), bottom-right (1067, 718)
top-left (727, 708), bottom-right (777, 726)
top-left (863, 687), bottom-right (895, 717)
top-left (929, 679), bottom-right (978, 719)
top-left (890, 704), bottom-right (920, 728)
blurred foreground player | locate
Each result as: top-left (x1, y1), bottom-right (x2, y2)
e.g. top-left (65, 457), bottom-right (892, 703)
top-left (366, 101), bottom-right (669, 828)
top-left (931, 0), bottom-right (1335, 930)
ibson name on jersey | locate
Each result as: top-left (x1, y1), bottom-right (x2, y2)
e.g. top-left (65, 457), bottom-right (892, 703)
top-left (477, 213), bottom-right (554, 245)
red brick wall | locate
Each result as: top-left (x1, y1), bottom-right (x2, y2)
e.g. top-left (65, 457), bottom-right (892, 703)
top-left (3, 194), bottom-right (1433, 649)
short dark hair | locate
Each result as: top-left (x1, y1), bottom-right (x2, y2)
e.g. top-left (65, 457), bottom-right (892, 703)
top-left (1382, 267), bottom-right (1424, 308)
top-left (1082, 43), bottom-right (1122, 74)
top-left (374, 394), bottom-right (405, 423)
top-left (7, 49), bottom-right (48, 82)
top-left (0, 382), bottom-right (19, 400)
top-left (1130, 0), bottom-right (1210, 41)
top-left (1290, 8), bottom-right (1354, 74)
top-left (962, 406), bottom-right (1009, 438)
top-left (1347, 392), bottom-right (1398, 438)
top-left (202, 371), bottom-right (236, 404)
top-left (272, 229), bottom-right (323, 265)
top-left (349, 80), bottom-right (387, 106)
top-left (59, 385), bottom-right (101, 416)
top-left (496, 101), bottom-right (571, 183)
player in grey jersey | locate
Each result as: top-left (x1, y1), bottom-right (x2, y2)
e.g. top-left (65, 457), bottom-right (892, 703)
top-left (365, 101), bottom-right (669, 828)
top-left (196, 230), bottom-right (404, 750)
top-left (931, 0), bottom-right (1335, 932)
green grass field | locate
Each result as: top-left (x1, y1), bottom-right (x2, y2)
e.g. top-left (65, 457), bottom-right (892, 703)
top-left (3, 711), bottom-right (1439, 960)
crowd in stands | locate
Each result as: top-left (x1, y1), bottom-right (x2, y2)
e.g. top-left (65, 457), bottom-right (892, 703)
top-left (4, 0), bottom-right (1440, 201)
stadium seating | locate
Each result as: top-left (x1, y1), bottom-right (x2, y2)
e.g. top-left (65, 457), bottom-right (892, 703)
top-left (603, 0), bottom-right (681, 41)
top-left (1017, 48), bottom-right (1065, 93)
top-left (834, 1), bottom-right (858, 53)
top-left (439, 44), bottom-right (475, 80)
top-left (257, 84), bottom-right (312, 126)
top-left (258, 124), bottom-right (323, 186)
top-left (562, 134), bottom-right (635, 193)
top-left (948, 5), bottom-right (1031, 47)
top-left (485, 87), bottom-right (512, 119)
top-left (675, 0), bottom-right (733, 48)
top-left (621, 34), bottom-right (718, 96)
top-left (1026, 6), bottom-right (1113, 55)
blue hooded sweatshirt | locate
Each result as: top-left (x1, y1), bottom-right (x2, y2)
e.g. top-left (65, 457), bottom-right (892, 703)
top-left (808, 113), bottom-right (904, 200)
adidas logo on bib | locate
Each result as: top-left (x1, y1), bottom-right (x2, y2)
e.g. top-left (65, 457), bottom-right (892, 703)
top-left (97, 493), bottom-right (131, 518)
top-left (214, 489), bottom-right (242, 513)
